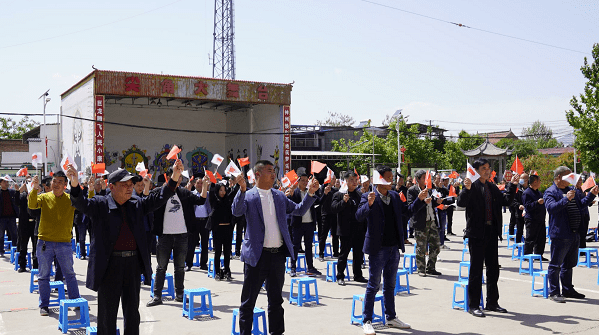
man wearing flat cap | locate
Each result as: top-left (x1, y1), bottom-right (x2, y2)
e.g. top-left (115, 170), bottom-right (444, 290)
top-left (68, 160), bottom-right (186, 335)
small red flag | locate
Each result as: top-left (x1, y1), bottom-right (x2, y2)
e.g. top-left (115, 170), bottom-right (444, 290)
top-left (436, 204), bottom-right (444, 210)
top-left (311, 161), bottom-right (326, 174)
top-left (163, 173), bottom-right (168, 182)
top-left (425, 171), bottom-right (432, 189)
top-left (399, 192), bottom-right (407, 202)
top-left (216, 172), bottom-right (223, 180)
top-left (354, 168), bottom-right (360, 180)
top-left (166, 145), bottom-right (181, 160)
top-left (285, 170), bottom-right (298, 185)
top-left (497, 184), bottom-right (506, 191)
top-left (205, 170), bottom-right (217, 184)
top-left (91, 162), bottom-right (105, 174)
top-left (581, 177), bottom-right (596, 191)
top-left (448, 185), bottom-right (458, 197)
top-left (237, 157), bottom-right (250, 167)
top-left (510, 155), bottom-right (524, 175)
top-left (449, 171), bottom-right (459, 179)
top-left (17, 167), bottom-right (28, 177)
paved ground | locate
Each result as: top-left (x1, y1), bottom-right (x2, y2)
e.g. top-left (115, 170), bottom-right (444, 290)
top-left (1, 206), bottom-right (598, 335)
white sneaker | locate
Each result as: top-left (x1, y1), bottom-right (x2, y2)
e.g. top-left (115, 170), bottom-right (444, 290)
top-left (387, 318), bottom-right (411, 329)
top-left (363, 321), bottom-right (376, 334)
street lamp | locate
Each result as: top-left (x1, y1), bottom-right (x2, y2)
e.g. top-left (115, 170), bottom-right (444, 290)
top-left (38, 89), bottom-right (50, 176)
top-left (392, 109), bottom-right (403, 173)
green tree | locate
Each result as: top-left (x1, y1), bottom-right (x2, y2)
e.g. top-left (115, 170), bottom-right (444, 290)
top-left (456, 130), bottom-right (485, 151)
top-left (316, 111), bottom-right (355, 127)
top-left (566, 43), bottom-right (599, 173)
top-left (497, 138), bottom-right (538, 164)
top-left (0, 116), bottom-right (40, 139)
top-left (521, 120), bottom-right (562, 149)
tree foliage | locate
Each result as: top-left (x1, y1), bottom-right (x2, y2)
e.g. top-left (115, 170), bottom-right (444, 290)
top-left (521, 152), bottom-right (576, 191)
top-left (0, 117), bottom-right (40, 139)
top-left (316, 111), bottom-right (356, 127)
top-left (521, 120), bottom-right (562, 149)
top-left (566, 43), bottom-right (599, 173)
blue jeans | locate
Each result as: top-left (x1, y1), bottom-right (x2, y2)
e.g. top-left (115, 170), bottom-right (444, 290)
top-left (37, 240), bottom-right (80, 307)
top-left (548, 235), bottom-right (579, 296)
top-left (363, 246), bottom-right (400, 323)
top-left (154, 233), bottom-right (187, 297)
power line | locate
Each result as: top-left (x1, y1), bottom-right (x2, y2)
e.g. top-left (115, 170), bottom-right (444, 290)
top-left (358, 0), bottom-right (591, 55)
top-left (0, 0), bottom-right (184, 50)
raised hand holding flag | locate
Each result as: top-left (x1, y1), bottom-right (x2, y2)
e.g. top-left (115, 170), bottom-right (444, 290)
top-left (225, 160), bottom-right (242, 177)
top-left (237, 157), bottom-right (250, 167)
top-left (581, 176), bottom-right (596, 191)
top-left (31, 152), bottom-right (43, 168)
top-left (166, 145), bottom-right (181, 160)
top-left (466, 162), bottom-right (480, 183)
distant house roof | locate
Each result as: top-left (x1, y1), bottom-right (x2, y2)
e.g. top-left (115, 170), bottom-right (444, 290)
top-left (538, 147), bottom-right (574, 156)
top-left (462, 139), bottom-right (513, 157)
top-left (479, 130), bottom-right (518, 144)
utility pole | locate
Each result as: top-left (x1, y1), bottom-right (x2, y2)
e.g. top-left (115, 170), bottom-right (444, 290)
top-left (38, 89), bottom-right (50, 176)
top-left (212, 0), bottom-right (235, 79)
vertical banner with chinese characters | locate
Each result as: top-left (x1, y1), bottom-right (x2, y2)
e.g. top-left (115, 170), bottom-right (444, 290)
top-left (283, 106), bottom-right (291, 174)
top-left (95, 96), bottom-right (104, 164)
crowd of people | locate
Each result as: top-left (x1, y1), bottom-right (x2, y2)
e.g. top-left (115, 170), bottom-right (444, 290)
top-left (0, 157), bottom-right (597, 335)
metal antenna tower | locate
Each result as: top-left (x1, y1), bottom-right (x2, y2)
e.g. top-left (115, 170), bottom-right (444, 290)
top-left (212, 0), bottom-right (235, 79)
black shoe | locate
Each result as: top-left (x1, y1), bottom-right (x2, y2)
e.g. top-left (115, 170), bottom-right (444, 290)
top-left (332, 253), bottom-right (340, 258)
top-left (444, 237), bottom-right (451, 241)
top-left (146, 297), bottom-right (163, 307)
top-left (175, 295), bottom-right (183, 302)
top-left (426, 269), bottom-right (442, 276)
top-left (40, 307), bottom-right (49, 316)
top-left (563, 290), bottom-right (585, 299)
top-left (225, 272), bottom-right (232, 281)
top-left (485, 305), bottom-right (508, 313)
top-left (469, 308), bottom-right (485, 317)
top-left (298, 248), bottom-right (305, 254)
top-left (307, 268), bottom-right (322, 275)
top-left (289, 270), bottom-right (296, 277)
top-left (214, 272), bottom-right (222, 281)
top-left (17, 268), bottom-right (26, 273)
top-left (199, 265), bottom-right (208, 271)
top-left (337, 279), bottom-right (346, 286)
top-left (409, 234), bottom-right (414, 239)
top-left (185, 266), bottom-right (192, 272)
top-left (541, 257), bottom-right (549, 262)
top-left (354, 277), bottom-right (368, 283)
top-left (318, 256), bottom-right (325, 262)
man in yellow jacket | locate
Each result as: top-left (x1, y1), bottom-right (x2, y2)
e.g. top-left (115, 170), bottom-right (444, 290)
top-left (29, 170), bottom-right (80, 316)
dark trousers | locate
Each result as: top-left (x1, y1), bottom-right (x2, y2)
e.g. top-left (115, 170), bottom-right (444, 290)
top-left (509, 217), bottom-right (524, 243)
top-left (318, 214), bottom-right (339, 257)
top-left (97, 253), bottom-right (141, 335)
top-left (524, 218), bottom-right (546, 255)
top-left (213, 224), bottom-right (234, 275)
top-left (154, 233), bottom-right (187, 297)
top-left (468, 228), bottom-right (500, 310)
top-left (185, 218), bottom-right (204, 269)
top-left (76, 215), bottom-right (87, 257)
top-left (548, 235), bottom-right (579, 296)
top-left (363, 246), bottom-right (399, 322)
top-left (579, 218), bottom-right (590, 248)
top-left (0, 217), bottom-right (18, 252)
top-left (446, 207), bottom-right (455, 234)
top-left (239, 250), bottom-right (286, 335)
top-left (234, 216), bottom-right (246, 255)
top-left (145, 231), bottom-right (154, 269)
top-left (18, 220), bottom-right (37, 269)
top-left (291, 223), bottom-right (315, 270)
top-left (337, 233), bottom-right (364, 280)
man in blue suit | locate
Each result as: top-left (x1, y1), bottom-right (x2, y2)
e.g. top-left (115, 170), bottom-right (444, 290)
top-left (356, 166), bottom-right (426, 334)
top-left (232, 160), bottom-right (320, 335)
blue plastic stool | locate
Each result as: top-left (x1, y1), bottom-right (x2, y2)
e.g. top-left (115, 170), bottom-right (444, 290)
top-left (313, 242), bottom-right (333, 258)
top-left (394, 269), bottom-right (410, 295)
top-left (403, 245), bottom-right (417, 274)
top-left (519, 254), bottom-right (543, 275)
top-left (289, 277), bottom-right (319, 306)
top-left (511, 243), bottom-right (524, 260)
top-left (577, 248), bottom-right (599, 268)
top-left (588, 227), bottom-right (598, 242)
top-left (461, 247), bottom-right (469, 261)
top-left (506, 234), bottom-right (517, 249)
top-left (3, 239), bottom-right (11, 253)
top-left (150, 273), bottom-right (175, 299)
top-left (86, 326), bottom-right (120, 335)
top-left (458, 261), bottom-right (484, 283)
top-left (231, 307), bottom-right (267, 335)
top-left (208, 235), bottom-right (213, 251)
top-left (48, 281), bottom-right (66, 307)
top-left (193, 248), bottom-right (201, 267)
top-left (313, 231), bottom-right (318, 243)
top-left (350, 293), bottom-right (385, 325)
top-left (208, 257), bottom-right (225, 278)
top-left (531, 270), bottom-right (548, 298)
top-left (285, 255), bottom-right (307, 273)
top-left (325, 260), bottom-right (350, 282)
top-left (182, 288), bottom-right (213, 319)
top-left (30, 268), bottom-right (39, 293)
top-left (58, 298), bottom-right (90, 333)
top-left (10, 246), bottom-right (17, 263)
top-left (76, 243), bottom-right (90, 259)
top-left (452, 281), bottom-right (484, 312)
top-left (71, 239), bottom-right (76, 252)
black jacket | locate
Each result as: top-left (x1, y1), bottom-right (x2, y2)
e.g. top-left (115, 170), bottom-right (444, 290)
top-left (457, 180), bottom-right (517, 240)
top-left (207, 183), bottom-right (239, 235)
top-left (18, 191), bottom-right (34, 227)
top-left (0, 188), bottom-right (19, 218)
top-left (289, 188), bottom-right (320, 226)
top-left (509, 187), bottom-right (525, 223)
top-left (407, 185), bottom-right (440, 230)
top-left (152, 186), bottom-right (207, 236)
top-left (317, 184), bottom-right (338, 216)
top-left (522, 187), bottom-right (546, 223)
top-left (330, 189), bottom-right (362, 236)
top-left (70, 179), bottom-right (178, 291)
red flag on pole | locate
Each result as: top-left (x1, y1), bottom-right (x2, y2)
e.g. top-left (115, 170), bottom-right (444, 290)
top-left (448, 185), bottom-right (458, 197)
top-left (237, 157), bottom-right (250, 167)
top-left (17, 167), bottom-right (28, 177)
top-left (399, 192), bottom-right (407, 202)
top-left (166, 145), bottom-right (181, 160)
top-left (205, 169), bottom-right (217, 184)
top-left (311, 161), bottom-right (326, 174)
top-left (91, 163), bottom-right (105, 174)
top-left (510, 155), bottom-right (524, 175)
top-left (425, 170), bottom-right (432, 189)
top-left (285, 170), bottom-right (298, 185)
top-left (581, 177), bottom-right (596, 191)
top-left (216, 172), bottom-right (223, 180)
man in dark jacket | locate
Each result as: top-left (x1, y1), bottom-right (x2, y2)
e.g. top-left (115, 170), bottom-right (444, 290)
top-left (69, 161), bottom-right (182, 335)
top-left (407, 170), bottom-right (444, 276)
top-left (288, 167), bottom-right (321, 276)
top-left (317, 176), bottom-right (339, 260)
top-left (0, 176), bottom-right (20, 256)
top-left (509, 173), bottom-right (528, 243)
top-left (457, 158), bottom-right (519, 317)
top-left (147, 167), bottom-right (208, 306)
top-left (330, 170), bottom-right (365, 285)
top-left (355, 166), bottom-right (425, 333)
top-left (543, 166), bottom-right (598, 303)
top-left (522, 174), bottom-right (546, 257)
top-left (18, 179), bottom-right (37, 272)
top-left (396, 174), bottom-right (412, 246)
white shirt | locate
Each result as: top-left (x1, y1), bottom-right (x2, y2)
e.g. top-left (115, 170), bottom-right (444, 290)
top-left (257, 188), bottom-right (282, 248)
top-left (300, 189), bottom-right (313, 223)
top-left (163, 193), bottom-right (187, 234)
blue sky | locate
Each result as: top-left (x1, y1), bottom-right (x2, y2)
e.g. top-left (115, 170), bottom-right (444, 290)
top-left (1, 0), bottom-right (597, 141)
